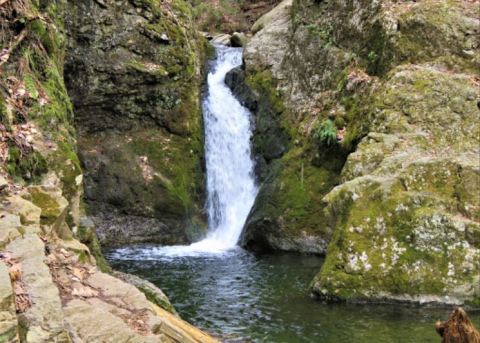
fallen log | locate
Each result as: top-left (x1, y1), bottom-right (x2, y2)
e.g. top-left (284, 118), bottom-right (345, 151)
top-left (435, 307), bottom-right (480, 343)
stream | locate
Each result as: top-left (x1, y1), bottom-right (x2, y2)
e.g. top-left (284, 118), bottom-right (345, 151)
top-left (107, 45), bottom-right (480, 342)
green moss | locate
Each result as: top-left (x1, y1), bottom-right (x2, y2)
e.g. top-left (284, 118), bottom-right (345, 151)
top-left (50, 141), bottom-right (82, 202)
top-left (128, 59), bottom-right (168, 76)
top-left (246, 70), bottom-right (285, 115)
top-left (314, 167), bottom-right (479, 302)
top-left (23, 74), bottom-right (39, 100)
top-left (7, 147), bottom-right (48, 182)
top-left (0, 94), bottom-right (8, 125)
top-left (137, 285), bottom-right (177, 314)
top-left (130, 130), bottom-right (201, 214)
top-left (29, 188), bottom-right (61, 225)
top-left (77, 225), bottom-right (111, 273)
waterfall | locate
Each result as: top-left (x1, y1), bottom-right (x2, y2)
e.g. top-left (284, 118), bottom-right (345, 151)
top-left (202, 45), bottom-right (258, 247)
top-left (152, 45), bottom-right (257, 256)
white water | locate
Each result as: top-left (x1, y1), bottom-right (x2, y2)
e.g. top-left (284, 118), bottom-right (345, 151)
top-left (138, 45), bottom-right (257, 257)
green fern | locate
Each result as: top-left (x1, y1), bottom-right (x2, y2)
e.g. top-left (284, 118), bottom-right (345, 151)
top-left (314, 119), bottom-right (337, 146)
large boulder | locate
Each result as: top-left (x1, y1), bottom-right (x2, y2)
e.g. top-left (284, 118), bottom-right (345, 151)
top-left (311, 63), bottom-right (480, 304)
top-left (65, 0), bottom-right (208, 246)
top-left (239, 0), bottom-right (480, 305)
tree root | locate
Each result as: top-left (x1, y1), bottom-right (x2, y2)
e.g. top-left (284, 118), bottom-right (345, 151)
top-left (436, 307), bottom-right (480, 343)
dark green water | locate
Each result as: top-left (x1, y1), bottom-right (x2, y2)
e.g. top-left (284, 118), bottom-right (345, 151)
top-left (107, 247), bottom-right (479, 343)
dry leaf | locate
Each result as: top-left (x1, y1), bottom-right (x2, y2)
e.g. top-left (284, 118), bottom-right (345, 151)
top-left (72, 286), bottom-right (98, 298)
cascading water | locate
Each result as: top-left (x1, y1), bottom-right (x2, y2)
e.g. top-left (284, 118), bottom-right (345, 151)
top-left (201, 45), bottom-right (258, 248)
top-left (132, 45), bottom-right (257, 256)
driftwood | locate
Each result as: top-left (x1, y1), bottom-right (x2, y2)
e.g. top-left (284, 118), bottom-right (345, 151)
top-left (436, 308), bottom-right (480, 343)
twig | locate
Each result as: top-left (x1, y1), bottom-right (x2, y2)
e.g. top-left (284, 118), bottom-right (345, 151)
top-left (0, 29), bottom-right (28, 68)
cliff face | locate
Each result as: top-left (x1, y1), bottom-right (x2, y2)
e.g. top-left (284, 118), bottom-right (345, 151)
top-left (0, 0), bottom-right (218, 341)
top-left (238, 0), bottom-right (480, 305)
top-left (65, 0), bottom-right (209, 246)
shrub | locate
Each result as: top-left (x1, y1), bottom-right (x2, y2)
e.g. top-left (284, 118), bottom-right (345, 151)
top-left (314, 119), bottom-right (337, 146)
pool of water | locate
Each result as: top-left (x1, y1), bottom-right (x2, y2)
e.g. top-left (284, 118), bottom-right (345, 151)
top-left (107, 247), bottom-right (480, 343)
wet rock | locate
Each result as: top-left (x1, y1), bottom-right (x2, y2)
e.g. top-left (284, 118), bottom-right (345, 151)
top-left (230, 32), bottom-right (247, 47)
top-left (212, 33), bottom-right (231, 46)
top-left (113, 271), bottom-right (177, 315)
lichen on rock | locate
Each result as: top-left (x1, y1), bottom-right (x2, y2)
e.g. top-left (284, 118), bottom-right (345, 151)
top-left (238, 0), bottom-right (480, 306)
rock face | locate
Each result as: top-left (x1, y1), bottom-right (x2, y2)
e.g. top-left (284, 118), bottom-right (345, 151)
top-left (65, 0), bottom-right (209, 246)
top-left (0, 1), bottom-right (218, 341)
top-left (238, 0), bottom-right (480, 305)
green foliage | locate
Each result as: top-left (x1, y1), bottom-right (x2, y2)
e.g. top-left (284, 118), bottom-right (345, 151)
top-left (24, 74), bottom-right (39, 100)
top-left (305, 23), bottom-right (333, 47)
top-left (314, 119), bottom-right (337, 146)
top-left (190, 0), bottom-right (248, 33)
top-left (367, 51), bottom-right (378, 62)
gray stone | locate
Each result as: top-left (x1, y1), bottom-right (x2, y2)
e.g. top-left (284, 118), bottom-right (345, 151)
top-left (0, 263), bottom-right (18, 342)
top-left (7, 234), bottom-right (70, 342)
top-left (230, 32), bottom-right (247, 47)
top-left (211, 33), bottom-right (231, 46)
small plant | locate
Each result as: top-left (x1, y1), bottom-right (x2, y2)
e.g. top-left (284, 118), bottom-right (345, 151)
top-left (314, 119), bottom-right (338, 146)
top-left (305, 23), bottom-right (333, 48)
top-left (367, 51), bottom-right (378, 63)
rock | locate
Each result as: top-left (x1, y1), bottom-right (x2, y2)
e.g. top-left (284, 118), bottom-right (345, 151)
top-left (57, 239), bottom-right (95, 265)
top-left (27, 186), bottom-right (71, 239)
top-left (0, 175), bottom-right (8, 192)
top-left (64, 271), bottom-right (218, 343)
top-left (64, 299), bottom-right (161, 343)
top-left (245, 0), bottom-right (292, 75)
top-left (0, 263), bottom-right (19, 342)
top-left (112, 271), bottom-right (177, 315)
top-left (3, 196), bottom-right (41, 226)
top-left (251, 0), bottom-right (293, 34)
top-left (240, 0), bottom-right (480, 305)
top-left (211, 33), bottom-right (231, 46)
top-left (91, 210), bottom-right (197, 247)
top-left (7, 234), bottom-right (71, 342)
top-left (0, 213), bottom-right (22, 249)
top-left (65, 0), bottom-right (207, 247)
top-left (199, 31), bottom-right (213, 40)
top-left (230, 32), bottom-right (247, 47)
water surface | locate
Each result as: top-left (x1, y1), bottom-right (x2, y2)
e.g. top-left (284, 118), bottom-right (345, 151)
top-left (107, 247), bottom-right (479, 343)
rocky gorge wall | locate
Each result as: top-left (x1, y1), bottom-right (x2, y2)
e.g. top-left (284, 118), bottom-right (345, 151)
top-left (0, 0), bottom-right (219, 341)
top-left (234, 0), bottom-right (480, 306)
top-left (65, 0), bottom-right (209, 246)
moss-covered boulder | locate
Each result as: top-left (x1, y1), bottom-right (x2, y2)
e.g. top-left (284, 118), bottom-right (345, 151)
top-left (239, 0), bottom-right (480, 305)
top-left (311, 64), bottom-right (480, 305)
top-left (65, 0), bottom-right (209, 245)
